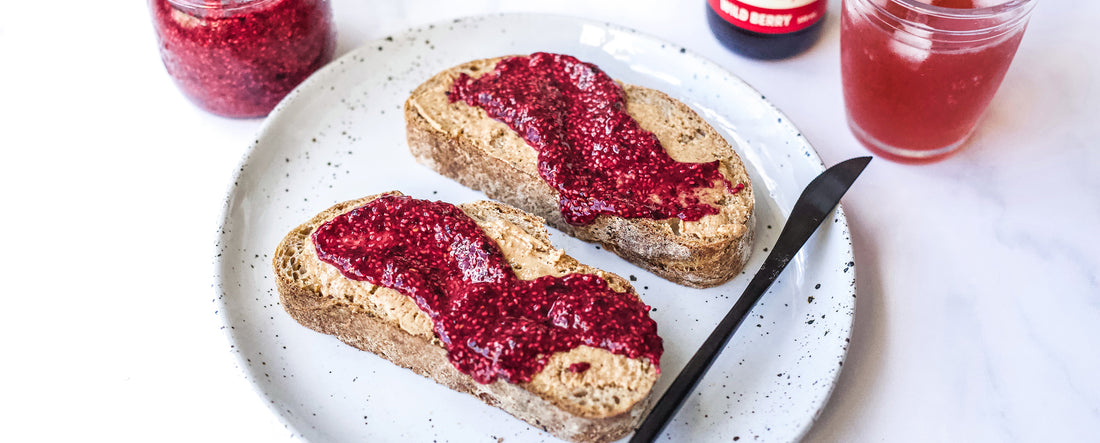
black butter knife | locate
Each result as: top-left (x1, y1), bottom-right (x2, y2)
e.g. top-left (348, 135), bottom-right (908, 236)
top-left (630, 156), bottom-right (872, 442)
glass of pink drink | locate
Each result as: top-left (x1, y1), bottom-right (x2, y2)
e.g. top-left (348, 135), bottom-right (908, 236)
top-left (840, 0), bottom-right (1035, 163)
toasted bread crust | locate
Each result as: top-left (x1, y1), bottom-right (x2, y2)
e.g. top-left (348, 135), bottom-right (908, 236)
top-left (404, 56), bottom-right (755, 288)
top-left (274, 192), bottom-right (657, 443)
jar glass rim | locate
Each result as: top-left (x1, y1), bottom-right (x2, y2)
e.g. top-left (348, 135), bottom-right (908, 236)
top-left (165, 0), bottom-right (283, 15)
top-left (853, 0), bottom-right (1036, 37)
top-left (864, 0), bottom-right (1036, 20)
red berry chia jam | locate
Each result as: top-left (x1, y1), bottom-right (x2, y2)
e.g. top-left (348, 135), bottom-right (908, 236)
top-left (311, 195), bottom-right (663, 384)
top-left (450, 52), bottom-right (740, 226)
top-left (150, 0), bottom-right (335, 118)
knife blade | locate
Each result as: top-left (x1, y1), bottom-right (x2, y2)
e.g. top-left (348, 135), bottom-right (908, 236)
top-left (630, 156), bottom-right (872, 442)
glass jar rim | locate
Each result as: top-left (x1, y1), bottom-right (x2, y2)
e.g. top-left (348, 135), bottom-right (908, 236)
top-left (856, 0), bottom-right (1036, 38)
top-left (165, 0), bottom-right (282, 16)
top-left (862, 0), bottom-right (1034, 21)
top-left (883, 0), bottom-right (1035, 18)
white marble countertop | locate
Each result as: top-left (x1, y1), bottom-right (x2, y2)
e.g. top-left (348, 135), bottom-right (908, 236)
top-left (2, 0), bottom-right (1097, 441)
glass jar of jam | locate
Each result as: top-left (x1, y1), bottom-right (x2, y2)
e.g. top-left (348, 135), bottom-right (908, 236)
top-left (706, 0), bottom-right (828, 59)
top-left (149, 0), bottom-right (336, 118)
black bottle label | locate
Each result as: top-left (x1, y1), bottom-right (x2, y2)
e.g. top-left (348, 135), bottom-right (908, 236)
top-left (707, 0), bottom-right (826, 34)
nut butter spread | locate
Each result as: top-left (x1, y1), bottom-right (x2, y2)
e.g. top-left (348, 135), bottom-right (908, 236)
top-left (310, 195), bottom-right (662, 384)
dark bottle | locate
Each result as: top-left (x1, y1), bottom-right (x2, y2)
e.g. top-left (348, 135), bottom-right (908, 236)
top-left (706, 0), bottom-right (827, 60)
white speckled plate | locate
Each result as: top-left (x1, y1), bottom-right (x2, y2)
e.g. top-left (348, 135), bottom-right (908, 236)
top-left (214, 13), bottom-right (854, 443)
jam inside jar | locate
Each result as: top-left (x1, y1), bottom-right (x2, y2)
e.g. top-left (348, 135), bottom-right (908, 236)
top-left (149, 0), bottom-right (336, 118)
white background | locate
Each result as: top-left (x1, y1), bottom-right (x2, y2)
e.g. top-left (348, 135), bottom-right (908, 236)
top-left (1, 0), bottom-right (1097, 441)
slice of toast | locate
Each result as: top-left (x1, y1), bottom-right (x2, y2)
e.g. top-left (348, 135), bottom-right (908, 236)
top-left (273, 191), bottom-right (659, 443)
top-left (404, 55), bottom-right (755, 288)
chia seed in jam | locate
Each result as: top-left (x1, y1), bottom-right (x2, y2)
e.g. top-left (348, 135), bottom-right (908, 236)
top-left (150, 0), bottom-right (335, 118)
top-left (450, 52), bottom-right (741, 226)
top-left (311, 195), bottom-right (662, 384)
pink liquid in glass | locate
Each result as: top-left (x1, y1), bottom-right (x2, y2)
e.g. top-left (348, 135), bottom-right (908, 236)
top-left (840, 0), bottom-right (1031, 163)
